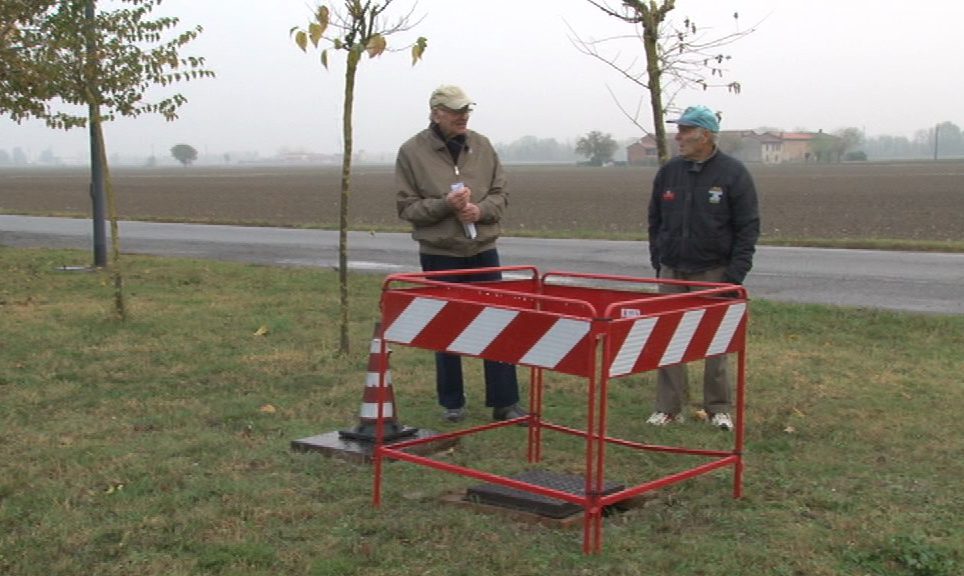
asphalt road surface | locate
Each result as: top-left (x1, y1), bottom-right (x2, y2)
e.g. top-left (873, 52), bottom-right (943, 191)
top-left (2, 215), bottom-right (962, 315)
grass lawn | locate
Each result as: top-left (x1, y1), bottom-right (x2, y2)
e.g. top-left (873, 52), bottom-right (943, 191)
top-left (1, 247), bottom-right (961, 576)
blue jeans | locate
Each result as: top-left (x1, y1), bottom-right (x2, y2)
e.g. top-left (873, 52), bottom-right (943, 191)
top-left (419, 250), bottom-right (520, 409)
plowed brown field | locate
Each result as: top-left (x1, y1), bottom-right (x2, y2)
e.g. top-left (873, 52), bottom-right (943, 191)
top-left (1, 160), bottom-right (962, 242)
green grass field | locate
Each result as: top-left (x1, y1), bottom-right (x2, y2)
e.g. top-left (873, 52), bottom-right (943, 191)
top-left (1, 247), bottom-right (961, 575)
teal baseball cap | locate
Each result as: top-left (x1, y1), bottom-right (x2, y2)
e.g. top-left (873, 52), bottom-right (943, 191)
top-left (668, 105), bottom-right (720, 133)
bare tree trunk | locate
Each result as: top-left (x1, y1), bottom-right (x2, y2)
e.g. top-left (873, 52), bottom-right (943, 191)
top-left (581, 0), bottom-right (752, 166)
top-left (641, 10), bottom-right (669, 165)
top-left (337, 48), bottom-right (361, 355)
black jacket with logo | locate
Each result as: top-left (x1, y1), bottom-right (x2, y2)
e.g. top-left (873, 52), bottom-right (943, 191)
top-left (647, 149), bottom-right (760, 284)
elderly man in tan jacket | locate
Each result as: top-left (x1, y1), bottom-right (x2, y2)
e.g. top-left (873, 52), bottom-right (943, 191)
top-left (395, 84), bottom-right (524, 424)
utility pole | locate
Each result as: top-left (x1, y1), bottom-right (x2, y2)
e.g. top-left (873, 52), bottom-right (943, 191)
top-left (933, 123), bottom-right (940, 161)
top-left (85, 0), bottom-right (107, 267)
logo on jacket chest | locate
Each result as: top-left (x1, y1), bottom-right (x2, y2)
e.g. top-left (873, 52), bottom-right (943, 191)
top-left (661, 189), bottom-right (676, 201)
top-left (708, 187), bottom-right (724, 204)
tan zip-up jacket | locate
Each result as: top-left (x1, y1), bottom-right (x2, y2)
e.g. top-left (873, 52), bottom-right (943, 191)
top-left (395, 126), bottom-right (508, 257)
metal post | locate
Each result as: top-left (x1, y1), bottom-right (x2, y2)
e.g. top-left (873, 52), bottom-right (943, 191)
top-left (86, 0), bottom-right (106, 267)
top-left (933, 123), bottom-right (940, 161)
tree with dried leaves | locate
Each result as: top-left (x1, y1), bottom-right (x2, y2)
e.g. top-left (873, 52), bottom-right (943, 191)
top-left (0, 1), bottom-right (58, 118)
top-left (1, 0), bottom-right (213, 320)
top-left (293, 1), bottom-right (427, 355)
top-left (574, 1), bottom-right (757, 164)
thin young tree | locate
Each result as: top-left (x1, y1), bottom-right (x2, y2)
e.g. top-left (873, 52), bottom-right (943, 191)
top-left (573, 1), bottom-right (758, 164)
top-left (1, 0), bottom-right (213, 319)
top-left (292, 1), bottom-right (427, 355)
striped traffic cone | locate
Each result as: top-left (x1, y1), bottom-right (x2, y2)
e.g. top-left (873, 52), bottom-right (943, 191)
top-left (339, 322), bottom-right (418, 442)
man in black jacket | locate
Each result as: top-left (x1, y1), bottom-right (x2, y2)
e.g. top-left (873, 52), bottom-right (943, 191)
top-left (646, 105), bottom-right (760, 431)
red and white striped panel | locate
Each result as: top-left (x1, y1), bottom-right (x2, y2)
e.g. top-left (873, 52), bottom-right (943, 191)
top-left (607, 302), bottom-right (747, 377)
top-left (382, 294), bottom-right (594, 376)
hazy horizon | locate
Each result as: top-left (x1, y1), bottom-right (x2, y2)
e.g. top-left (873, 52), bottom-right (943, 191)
top-left (2, 0), bottom-right (961, 164)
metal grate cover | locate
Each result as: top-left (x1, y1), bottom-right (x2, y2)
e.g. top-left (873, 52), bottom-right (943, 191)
top-left (465, 470), bottom-right (624, 519)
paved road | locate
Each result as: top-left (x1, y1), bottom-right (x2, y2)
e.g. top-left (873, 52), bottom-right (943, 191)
top-left (2, 215), bottom-right (962, 315)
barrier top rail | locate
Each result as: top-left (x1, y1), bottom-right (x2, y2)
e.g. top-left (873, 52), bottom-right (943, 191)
top-left (381, 265), bottom-right (598, 319)
top-left (538, 270), bottom-right (748, 320)
top-left (382, 266), bottom-right (748, 321)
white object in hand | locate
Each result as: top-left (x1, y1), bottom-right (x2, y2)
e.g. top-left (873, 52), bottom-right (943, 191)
top-left (451, 182), bottom-right (477, 239)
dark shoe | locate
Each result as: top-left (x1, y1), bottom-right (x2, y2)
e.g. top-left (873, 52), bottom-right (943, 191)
top-left (492, 404), bottom-right (528, 424)
top-left (442, 406), bottom-right (467, 422)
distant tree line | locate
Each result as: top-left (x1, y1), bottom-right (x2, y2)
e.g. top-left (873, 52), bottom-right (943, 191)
top-left (810, 128), bottom-right (863, 163)
top-left (0, 147), bottom-right (29, 165)
top-left (3, 121), bottom-right (962, 167)
top-left (495, 135), bottom-right (579, 163)
top-left (490, 121), bottom-right (963, 164)
top-left (863, 121), bottom-right (964, 159)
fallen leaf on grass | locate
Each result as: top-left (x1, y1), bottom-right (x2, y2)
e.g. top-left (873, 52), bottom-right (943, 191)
top-left (784, 426), bottom-right (796, 434)
top-left (693, 409), bottom-right (708, 422)
top-left (253, 325), bottom-right (270, 336)
top-left (105, 483), bottom-right (125, 494)
top-left (259, 404), bottom-right (276, 414)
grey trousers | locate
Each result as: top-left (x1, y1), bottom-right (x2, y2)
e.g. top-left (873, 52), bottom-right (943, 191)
top-left (653, 265), bottom-right (732, 415)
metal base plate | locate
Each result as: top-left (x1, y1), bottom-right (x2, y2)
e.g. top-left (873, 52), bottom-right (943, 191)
top-left (338, 423), bottom-right (419, 443)
top-left (57, 266), bottom-right (95, 272)
top-left (465, 470), bottom-right (625, 519)
top-left (290, 429), bottom-right (457, 464)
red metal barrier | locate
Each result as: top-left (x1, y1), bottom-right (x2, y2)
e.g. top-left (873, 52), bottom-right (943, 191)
top-left (371, 266), bottom-right (748, 554)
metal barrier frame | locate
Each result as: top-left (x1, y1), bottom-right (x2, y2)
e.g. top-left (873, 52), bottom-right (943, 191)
top-left (371, 266), bottom-right (748, 554)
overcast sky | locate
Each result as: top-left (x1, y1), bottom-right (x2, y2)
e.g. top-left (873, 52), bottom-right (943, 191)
top-left (2, 0), bottom-right (960, 161)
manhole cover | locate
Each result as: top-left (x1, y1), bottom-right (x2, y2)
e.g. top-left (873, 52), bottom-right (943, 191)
top-left (465, 470), bottom-right (624, 519)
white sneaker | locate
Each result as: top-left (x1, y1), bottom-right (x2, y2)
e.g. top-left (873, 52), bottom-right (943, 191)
top-left (646, 412), bottom-right (683, 426)
top-left (710, 412), bottom-right (733, 431)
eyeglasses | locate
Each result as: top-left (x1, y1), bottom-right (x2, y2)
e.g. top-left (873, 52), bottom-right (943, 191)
top-left (438, 106), bottom-right (472, 116)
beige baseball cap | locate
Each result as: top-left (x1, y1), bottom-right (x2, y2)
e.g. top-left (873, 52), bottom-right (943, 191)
top-left (429, 85), bottom-right (475, 111)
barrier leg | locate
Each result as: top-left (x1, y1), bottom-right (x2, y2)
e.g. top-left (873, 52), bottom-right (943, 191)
top-left (734, 348), bottom-right (747, 499)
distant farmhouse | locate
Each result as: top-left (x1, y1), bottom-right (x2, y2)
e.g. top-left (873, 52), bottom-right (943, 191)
top-left (627, 130), bottom-right (843, 165)
top-left (626, 135), bottom-right (660, 164)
